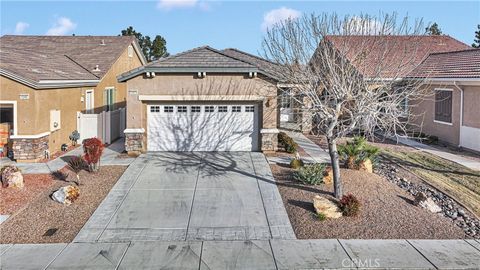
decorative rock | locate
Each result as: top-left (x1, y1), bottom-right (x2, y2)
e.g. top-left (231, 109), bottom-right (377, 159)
top-left (323, 167), bottom-right (333, 185)
top-left (52, 185), bottom-right (80, 205)
top-left (1, 165), bottom-right (24, 188)
top-left (358, 159), bottom-right (373, 173)
top-left (413, 192), bottom-right (428, 206)
top-left (418, 198), bottom-right (442, 213)
top-left (313, 195), bottom-right (342, 219)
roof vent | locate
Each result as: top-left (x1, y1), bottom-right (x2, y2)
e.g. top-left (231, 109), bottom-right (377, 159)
top-left (92, 65), bottom-right (101, 72)
top-left (100, 39), bottom-right (106, 46)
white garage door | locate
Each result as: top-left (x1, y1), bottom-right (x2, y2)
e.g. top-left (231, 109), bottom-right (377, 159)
top-left (147, 104), bottom-right (259, 151)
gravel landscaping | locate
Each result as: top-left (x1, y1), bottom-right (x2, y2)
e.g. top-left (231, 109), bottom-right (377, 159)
top-left (271, 162), bottom-right (466, 239)
top-left (0, 166), bottom-right (126, 244)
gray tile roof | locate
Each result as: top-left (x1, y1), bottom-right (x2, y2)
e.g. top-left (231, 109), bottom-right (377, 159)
top-left (408, 49), bottom-right (480, 79)
top-left (0, 35), bottom-right (138, 87)
top-left (147, 46), bottom-right (255, 68)
top-left (221, 48), bottom-right (286, 82)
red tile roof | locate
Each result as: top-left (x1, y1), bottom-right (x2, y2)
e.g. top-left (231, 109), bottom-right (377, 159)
top-left (324, 35), bottom-right (470, 78)
top-left (408, 49), bottom-right (480, 79)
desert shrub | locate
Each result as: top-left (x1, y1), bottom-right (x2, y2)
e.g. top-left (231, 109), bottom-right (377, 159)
top-left (67, 156), bottom-right (85, 185)
top-left (339, 194), bottom-right (361, 217)
top-left (278, 132), bottom-right (298, 153)
top-left (338, 136), bottom-right (380, 168)
top-left (290, 158), bottom-right (304, 169)
top-left (294, 163), bottom-right (326, 185)
top-left (83, 138), bottom-right (104, 172)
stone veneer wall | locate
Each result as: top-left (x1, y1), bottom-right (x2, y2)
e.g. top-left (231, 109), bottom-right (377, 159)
top-left (125, 132), bottom-right (144, 154)
top-left (11, 135), bottom-right (49, 161)
top-left (261, 132), bottom-right (278, 152)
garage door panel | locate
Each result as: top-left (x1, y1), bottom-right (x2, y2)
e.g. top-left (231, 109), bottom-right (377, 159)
top-left (147, 104), bottom-right (259, 152)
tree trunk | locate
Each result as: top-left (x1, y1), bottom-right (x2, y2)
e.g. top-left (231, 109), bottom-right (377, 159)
top-left (327, 137), bottom-right (343, 199)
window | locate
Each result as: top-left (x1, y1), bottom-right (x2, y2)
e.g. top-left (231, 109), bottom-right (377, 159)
top-left (177, 106), bottom-right (187, 113)
top-left (434, 89), bottom-right (453, 123)
top-left (127, 45), bottom-right (134, 58)
top-left (85, 90), bottom-right (94, 113)
top-left (191, 106), bottom-right (201, 113)
top-left (150, 106), bottom-right (160, 112)
top-left (245, 106), bottom-right (255, 112)
top-left (205, 106), bottom-right (214, 113)
top-left (232, 106), bottom-right (242, 112)
top-left (105, 87), bottom-right (116, 111)
top-left (218, 106), bottom-right (228, 112)
top-left (164, 106), bottom-right (174, 113)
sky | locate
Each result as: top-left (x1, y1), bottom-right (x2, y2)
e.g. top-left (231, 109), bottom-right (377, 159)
top-left (1, 0), bottom-right (479, 55)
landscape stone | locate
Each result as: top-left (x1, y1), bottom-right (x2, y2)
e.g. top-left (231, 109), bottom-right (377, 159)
top-left (313, 195), bottom-right (342, 219)
top-left (51, 185), bottom-right (80, 205)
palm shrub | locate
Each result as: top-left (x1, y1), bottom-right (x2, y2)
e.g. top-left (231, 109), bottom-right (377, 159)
top-left (83, 138), bottom-right (104, 172)
top-left (339, 194), bottom-right (361, 216)
top-left (338, 136), bottom-right (366, 169)
top-left (278, 132), bottom-right (298, 153)
top-left (294, 163), bottom-right (326, 185)
top-left (67, 156), bottom-right (85, 185)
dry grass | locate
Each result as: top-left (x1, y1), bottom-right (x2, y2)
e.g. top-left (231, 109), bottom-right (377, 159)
top-left (382, 149), bottom-right (480, 218)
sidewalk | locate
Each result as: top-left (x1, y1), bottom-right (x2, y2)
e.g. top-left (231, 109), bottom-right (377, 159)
top-left (396, 136), bottom-right (480, 171)
top-left (1, 239), bottom-right (479, 269)
top-left (0, 138), bottom-right (135, 174)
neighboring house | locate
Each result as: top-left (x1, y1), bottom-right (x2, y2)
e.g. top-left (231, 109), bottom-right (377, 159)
top-left (118, 46), bottom-right (285, 153)
top-left (0, 35), bottom-right (146, 161)
top-left (408, 49), bottom-right (480, 152)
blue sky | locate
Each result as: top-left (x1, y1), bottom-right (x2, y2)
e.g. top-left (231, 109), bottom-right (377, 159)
top-left (1, 1), bottom-right (479, 55)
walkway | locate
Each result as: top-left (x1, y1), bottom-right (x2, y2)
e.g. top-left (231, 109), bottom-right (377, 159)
top-left (0, 138), bottom-right (135, 174)
top-left (1, 239), bottom-right (479, 269)
top-left (74, 152), bottom-right (295, 242)
top-left (396, 136), bottom-right (480, 171)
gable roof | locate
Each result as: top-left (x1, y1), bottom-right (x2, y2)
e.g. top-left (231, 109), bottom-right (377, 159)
top-left (118, 46), bottom-right (281, 82)
top-left (408, 49), bottom-right (480, 79)
top-left (324, 35), bottom-right (470, 78)
top-left (0, 35), bottom-right (145, 89)
top-left (221, 48), bottom-right (286, 82)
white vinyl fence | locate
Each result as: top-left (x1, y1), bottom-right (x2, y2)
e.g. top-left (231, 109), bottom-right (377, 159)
top-left (77, 108), bottom-right (126, 144)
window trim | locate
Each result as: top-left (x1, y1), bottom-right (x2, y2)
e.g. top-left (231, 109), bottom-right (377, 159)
top-left (177, 106), bottom-right (187, 113)
top-left (232, 105), bottom-right (242, 113)
top-left (163, 106), bottom-right (174, 113)
top-left (433, 88), bottom-right (453, 124)
top-left (191, 106), bottom-right (201, 113)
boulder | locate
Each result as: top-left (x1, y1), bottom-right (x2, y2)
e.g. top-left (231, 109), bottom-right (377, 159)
top-left (52, 185), bottom-right (80, 205)
top-left (8, 172), bottom-right (24, 188)
top-left (414, 192), bottom-right (441, 213)
top-left (358, 159), bottom-right (373, 173)
top-left (413, 192), bottom-right (428, 206)
top-left (313, 195), bottom-right (342, 219)
top-left (1, 165), bottom-right (23, 188)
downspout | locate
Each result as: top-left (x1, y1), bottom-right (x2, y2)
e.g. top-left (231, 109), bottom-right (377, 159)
top-left (453, 81), bottom-right (463, 148)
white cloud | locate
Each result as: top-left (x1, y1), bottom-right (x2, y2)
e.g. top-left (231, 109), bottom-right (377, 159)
top-left (46, 17), bottom-right (77, 36)
top-left (14, 22), bottom-right (29, 34)
top-left (261, 7), bottom-right (301, 32)
top-left (157, 0), bottom-right (198, 10)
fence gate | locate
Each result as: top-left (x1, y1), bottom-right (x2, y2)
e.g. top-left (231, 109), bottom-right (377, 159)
top-left (77, 108), bottom-right (125, 144)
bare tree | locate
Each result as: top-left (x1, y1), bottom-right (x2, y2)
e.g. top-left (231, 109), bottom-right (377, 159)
top-left (262, 13), bottom-right (429, 198)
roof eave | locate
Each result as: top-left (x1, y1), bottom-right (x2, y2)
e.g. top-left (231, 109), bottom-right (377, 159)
top-left (0, 69), bottom-right (100, 89)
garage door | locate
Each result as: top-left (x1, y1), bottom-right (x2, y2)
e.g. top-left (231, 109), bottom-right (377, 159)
top-left (147, 104), bottom-right (259, 151)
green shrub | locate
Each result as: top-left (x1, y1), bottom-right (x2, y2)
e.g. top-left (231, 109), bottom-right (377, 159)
top-left (278, 132), bottom-right (298, 153)
top-left (290, 158), bottom-right (304, 169)
top-left (339, 194), bottom-right (361, 216)
top-left (315, 212), bottom-right (327, 221)
top-left (294, 163), bottom-right (326, 185)
top-left (338, 136), bottom-right (380, 168)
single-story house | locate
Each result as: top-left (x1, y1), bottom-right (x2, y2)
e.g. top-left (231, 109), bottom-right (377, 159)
top-left (118, 46), bottom-right (288, 153)
top-left (0, 35), bottom-right (146, 161)
top-left (409, 49), bottom-right (480, 152)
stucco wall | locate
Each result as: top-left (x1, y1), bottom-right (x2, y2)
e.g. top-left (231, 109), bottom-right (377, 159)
top-left (463, 85), bottom-right (480, 129)
top-left (410, 84), bottom-right (462, 146)
top-left (125, 73), bottom-right (278, 150)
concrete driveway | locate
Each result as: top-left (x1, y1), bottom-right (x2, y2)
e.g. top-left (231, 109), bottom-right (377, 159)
top-left (75, 152), bottom-right (295, 242)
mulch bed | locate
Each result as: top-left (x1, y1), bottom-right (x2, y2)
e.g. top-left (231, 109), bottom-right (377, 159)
top-left (271, 164), bottom-right (466, 239)
top-left (0, 166), bottom-right (126, 244)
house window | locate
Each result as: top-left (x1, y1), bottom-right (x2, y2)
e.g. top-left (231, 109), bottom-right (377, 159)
top-left (105, 87), bottom-right (116, 111)
top-left (434, 89), bottom-right (453, 123)
top-left (150, 106), bottom-right (160, 112)
top-left (245, 106), bottom-right (255, 112)
top-left (128, 45), bottom-right (134, 58)
top-left (191, 106), bottom-right (201, 113)
top-left (218, 106), bottom-right (228, 112)
top-left (164, 106), bottom-right (174, 113)
top-left (177, 106), bottom-right (187, 113)
top-left (205, 106), bottom-right (214, 113)
top-left (232, 106), bottom-right (241, 112)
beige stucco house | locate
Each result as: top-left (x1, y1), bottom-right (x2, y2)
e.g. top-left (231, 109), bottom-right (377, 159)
top-left (0, 35), bottom-right (145, 161)
top-left (409, 49), bottom-right (480, 152)
top-left (118, 46), bottom-right (285, 154)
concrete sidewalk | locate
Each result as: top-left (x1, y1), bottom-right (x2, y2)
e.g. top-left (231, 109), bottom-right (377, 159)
top-left (0, 138), bottom-right (135, 174)
top-left (1, 239), bottom-right (479, 269)
top-left (395, 136), bottom-right (480, 171)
